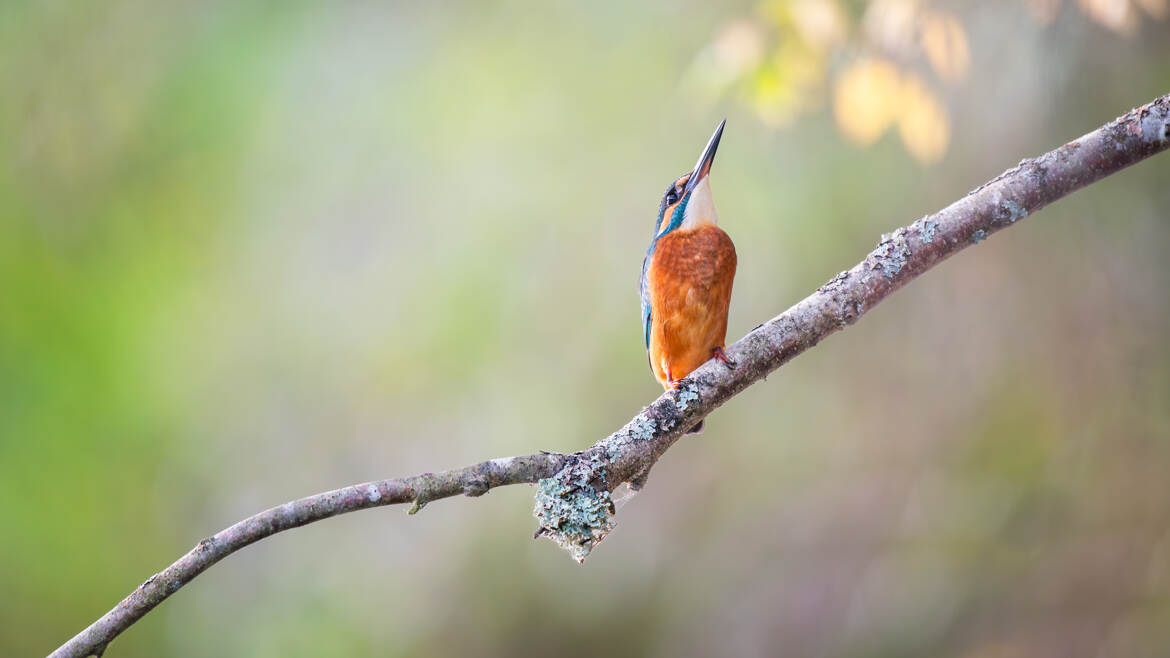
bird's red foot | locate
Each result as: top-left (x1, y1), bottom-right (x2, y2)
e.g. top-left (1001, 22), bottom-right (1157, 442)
top-left (713, 346), bottom-right (737, 369)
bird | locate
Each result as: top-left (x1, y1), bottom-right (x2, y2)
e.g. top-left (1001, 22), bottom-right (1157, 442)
top-left (639, 119), bottom-right (737, 432)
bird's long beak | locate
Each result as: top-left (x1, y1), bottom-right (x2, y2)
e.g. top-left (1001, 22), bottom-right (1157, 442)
top-left (683, 118), bottom-right (726, 195)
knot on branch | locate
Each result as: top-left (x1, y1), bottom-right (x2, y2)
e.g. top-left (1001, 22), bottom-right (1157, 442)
top-left (532, 454), bottom-right (615, 563)
top-left (462, 477), bottom-right (490, 497)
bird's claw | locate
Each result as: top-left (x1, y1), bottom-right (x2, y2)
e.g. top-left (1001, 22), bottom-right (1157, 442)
top-left (713, 347), bottom-right (737, 369)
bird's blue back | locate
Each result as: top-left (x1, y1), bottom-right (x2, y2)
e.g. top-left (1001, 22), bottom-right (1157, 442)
top-left (640, 185), bottom-right (691, 350)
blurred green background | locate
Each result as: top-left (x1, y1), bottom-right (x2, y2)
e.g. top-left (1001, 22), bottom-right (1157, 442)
top-left (3, 1), bottom-right (1169, 656)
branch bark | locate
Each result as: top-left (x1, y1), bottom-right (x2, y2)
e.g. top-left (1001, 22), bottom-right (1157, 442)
top-left (51, 93), bottom-right (1170, 658)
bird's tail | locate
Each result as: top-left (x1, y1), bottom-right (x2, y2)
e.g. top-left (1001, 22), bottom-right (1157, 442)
top-left (686, 420), bottom-right (704, 435)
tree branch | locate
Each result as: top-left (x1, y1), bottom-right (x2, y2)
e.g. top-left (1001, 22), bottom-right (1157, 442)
top-left (51, 93), bottom-right (1170, 658)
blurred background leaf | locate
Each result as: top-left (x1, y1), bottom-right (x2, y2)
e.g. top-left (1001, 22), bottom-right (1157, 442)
top-left (699, 0), bottom-right (1165, 163)
top-left (2, 1), bottom-right (1169, 656)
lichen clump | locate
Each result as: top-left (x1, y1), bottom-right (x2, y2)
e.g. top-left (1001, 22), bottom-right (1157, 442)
top-left (919, 218), bottom-right (938, 243)
top-left (533, 459), bottom-right (615, 563)
top-left (870, 228), bottom-right (911, 279)
top-left (602, 438), bottom-right (623, 461)
top-left (629, 413), bottom-right (657, 441)
top-left (674, 382), bottom-right (699, 411)
top-left (1002, 199), bottom-right (1028, 223)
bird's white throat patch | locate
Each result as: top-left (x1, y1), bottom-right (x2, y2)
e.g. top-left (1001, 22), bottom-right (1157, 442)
top-left (680, 177), bottom-right (719, 231)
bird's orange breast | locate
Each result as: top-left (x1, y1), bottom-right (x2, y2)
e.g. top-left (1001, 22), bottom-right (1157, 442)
top-left (646, 224), bottom-right (737, 388)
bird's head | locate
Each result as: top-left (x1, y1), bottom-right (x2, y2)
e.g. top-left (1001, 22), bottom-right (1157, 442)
top-left (652, 119), bottom-right (726, 240)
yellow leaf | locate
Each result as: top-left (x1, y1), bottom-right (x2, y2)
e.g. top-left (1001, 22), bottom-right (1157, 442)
top-left (750, 46), bottom-right (824, 127)
top-left (898, 75), bottom-right (950, 164)
top-left (921, 10), bottom-right (971, 83)
top-left (833, 57), bottom-right (903, 145)
top-left (750, 65), bottom-right (802, 127)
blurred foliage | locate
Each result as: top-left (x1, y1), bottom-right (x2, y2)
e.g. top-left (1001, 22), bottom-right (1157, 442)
top-left (1, 1), bottom-right (1169, 657)
top-left (690, 0), bottom-right (1166, 163)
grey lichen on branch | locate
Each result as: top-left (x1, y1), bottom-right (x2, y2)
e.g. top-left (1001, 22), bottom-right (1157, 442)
top-left (51, 93), bottom-right (1170, 658)
top-left (533, 455), bottom-right (616, 563)
top-left (531, 379), bottom-right (704, 560)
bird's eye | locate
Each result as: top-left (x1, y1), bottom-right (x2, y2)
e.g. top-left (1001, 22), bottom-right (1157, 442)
top-left (665, 188), bottom-right (679, 205)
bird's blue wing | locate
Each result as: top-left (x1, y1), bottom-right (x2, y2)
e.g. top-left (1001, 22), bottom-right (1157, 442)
top-left (641, 197), bottom-right (676, 354)
top-left (640, 251), bottom-right (652, 351)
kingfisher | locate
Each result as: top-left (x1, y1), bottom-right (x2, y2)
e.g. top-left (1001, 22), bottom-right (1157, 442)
top-left (640, 120), bottom-right (737, 429)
